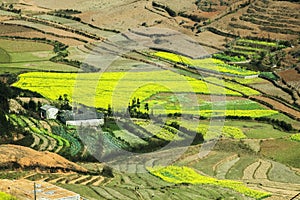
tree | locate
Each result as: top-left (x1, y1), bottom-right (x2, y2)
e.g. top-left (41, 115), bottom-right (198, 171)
top-left (107, 104), bottom-right (113, 116)
top-left (58, 95), bottom-right (63, 101)
top-left (9, 4), bottom-right (13, 10)
top-left (101, 165), bottom-right (114, 177)
top-left (0, 82), bottom-right (12, 137)
top-left (144, 103), bottom-right (149, 112)
top-left (28, 99), bottom-right (37, 111)
top-left (63, 94), bottom-right (69, 102)
top-left (136, 98), bottom-right (140, 109)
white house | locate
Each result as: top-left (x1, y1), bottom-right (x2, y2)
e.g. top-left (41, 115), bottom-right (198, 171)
top-left (66, 118), bottom-right (104, 127)
top-left (40, 104), bottom-right (59, 119)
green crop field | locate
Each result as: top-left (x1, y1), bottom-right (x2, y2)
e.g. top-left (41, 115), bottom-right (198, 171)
top-left (223, 120), bottom-right (290, 139)
top-left (0, 39), bottom-right (53, 53)
top-left (170, 119), bottom-right (246, 140)
top-left (153, 51), bottom-right (258, 76)
top-left (236, 39), bottom-right (286, 48)
top-left (0, 47), bottom-right (10, 63)
top-left (148, 166), bottom-right (271, 199)
top-left (0, 39), bottom-right (78, 73)
top-left (12, 70), bottom-right (242, 110)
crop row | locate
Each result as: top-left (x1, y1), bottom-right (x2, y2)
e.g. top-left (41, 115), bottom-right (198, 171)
top-left (12, 71), bottom-right (241, 110)
top-left (153, 51), bottom-right (258, 76)
top-left (20, 116), bottom-right (68, 149)
top-left (52, 126), bottom-right (82, 156)
top-left (205, 77), bottom-right (260, 96)
top-left (148, 166), bottom-right (271, 199)
top-left (290, 134), bottom-right (300, 142)
top-left (172, 120), bottom-right (246, 140)
top-left (9, 114), bottom-right (83, 157)
top-left (212, 53), bottom-right (246, 62)
top-left (236, 39), bottom-right (286, 49)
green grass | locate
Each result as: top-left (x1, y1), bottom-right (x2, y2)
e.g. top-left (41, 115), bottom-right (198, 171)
top-left (0, 47), bottom-right (10, 63)
top-left (143, 92), bottom-right (277, 118)
top-left (55, 183), bottom-right (102, 200)
top-left (191, 151), bottom-right (234, 176)
top-left (259, 72), bottom-right (279, 81)
top-left (0, 61), bottom-right (79, 73)
top-left (0, 39), bottom-right (78, 73)
top-left (0, 39), bottom-right (53, 53)
top-left (153, 51), bottom-right (258, 76)
top-left (260, 139), bottom-right (300, 168)
top-left (0, 171), bottom-right (29, 180)
top-left (268, 161), bottom-right (300, 184)
top-left (223, 120), bottom-right (290, 139)
top-left (146, 93), bottom-right (262, 111)
top-left (148, 165), bottom-right (271, 199)
top-left (226, 156), bottom-right (258, 179)
top-left (242, 124), bottom-right (289, 139)
top-left (137, 122), bottom-right (182, 141)
top-left (172, 119), bottom-right (246, 140)
top-left (8, 51), bottom-right (55, 63)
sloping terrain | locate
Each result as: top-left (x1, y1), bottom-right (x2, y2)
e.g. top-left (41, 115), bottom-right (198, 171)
top-left (0, 144), bottom-right (87, 172)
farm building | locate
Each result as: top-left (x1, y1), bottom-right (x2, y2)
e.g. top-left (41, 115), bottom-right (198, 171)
top-left (59, 110), bottom-right (104, 127)
top-left (0, 179), bottom-right (80, 200)
top-left (40, 104), bottom-right (59, 119)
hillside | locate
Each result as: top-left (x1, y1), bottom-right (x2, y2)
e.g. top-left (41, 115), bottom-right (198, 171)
top-left (0, 0), bottom-right (299, 200)
top-left (0, 144), bottom-right (87, 172)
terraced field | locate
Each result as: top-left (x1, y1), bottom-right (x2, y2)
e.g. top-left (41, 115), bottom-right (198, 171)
top-left (176, 147), bottom-right (300, 199)
top-left (210, 0), bottom-right (300, 40)
top-left (153, 51), bottom-right (258, 77)
top-left (34, 14), bottom-right (117, 38)
top-left (0, 38), bottom-right (78, 73)
top-left (9, 114), bottom-right (83, 157)
top-left (12, 70), bottom-right (243, 110)
top-left (0, 1), bottom-right (299, 199)
top-left (3, 20), bottom-right (94, 43)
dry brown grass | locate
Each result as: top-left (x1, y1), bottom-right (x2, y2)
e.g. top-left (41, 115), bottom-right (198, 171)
top-left (0, 144), bottom-right (87, 172)
top-left (0, 24), bottom-right (84, 45)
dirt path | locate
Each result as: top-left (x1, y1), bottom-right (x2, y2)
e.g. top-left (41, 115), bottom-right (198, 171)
top-left (243, 160), bottom-right (260, 180)
top-left (68, 175), bottom-right (90, 184)
top-left (37, 134), bottom-right (49, 151)
top-left (30, 133), bottom-right (40, 149)
top-left (251, 95), bottom-right (300, 121)
top-left (216, 157), bottom-right (240, 179)
top-left (213, 154), bottom-right (238, 173)
top-left (92, 176), bottom-right (105, 186)
top-left (254, 160), bottom-right (272, 179)
top-left (81, 176), bottom-right (99, 185)
top-left (45, 135), bottom-right (57, 151)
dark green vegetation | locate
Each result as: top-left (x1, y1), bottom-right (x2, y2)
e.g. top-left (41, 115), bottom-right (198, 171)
top-left (0, 1), bottom-right (299, 199)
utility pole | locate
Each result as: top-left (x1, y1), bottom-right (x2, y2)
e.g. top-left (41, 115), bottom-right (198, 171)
top-left (34, 182), bottom-right (36, 200)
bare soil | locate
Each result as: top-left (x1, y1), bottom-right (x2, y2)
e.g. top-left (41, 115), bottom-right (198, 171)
top-left (252, 95), bottom-right (300, 120)
top-left (0, 144), bottom-right (87, 172)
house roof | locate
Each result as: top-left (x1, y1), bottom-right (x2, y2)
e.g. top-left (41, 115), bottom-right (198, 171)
top-left (40, 104), bottom-right (58, 111)
top-left (59, 110), bottom-right (103, 122)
